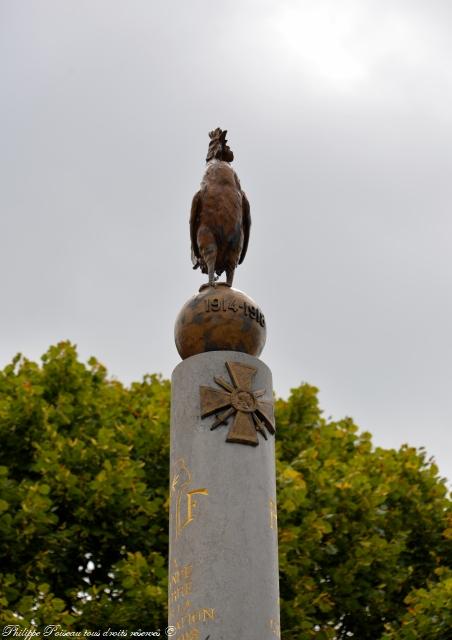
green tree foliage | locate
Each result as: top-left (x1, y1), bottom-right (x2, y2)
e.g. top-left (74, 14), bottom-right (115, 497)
top-left (380, 568), bottom-right (452, 640)
top-left (0, 342), bottom-right (450, 638)
top-left (276, 388), bottom-right (452, 639)
top-left (0, 343), bottom-right (169, 628)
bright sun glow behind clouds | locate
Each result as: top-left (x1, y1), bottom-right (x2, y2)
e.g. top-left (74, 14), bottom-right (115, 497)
top-left (270, 1), bottom-right (425, 91)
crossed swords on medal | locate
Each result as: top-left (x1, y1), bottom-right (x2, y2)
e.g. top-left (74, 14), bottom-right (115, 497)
top-left (200, 361), bottom-right (275, 446)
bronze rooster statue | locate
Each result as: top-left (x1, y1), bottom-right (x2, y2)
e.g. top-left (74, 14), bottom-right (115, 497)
top-left (190, 128), bottom-right (251, 287)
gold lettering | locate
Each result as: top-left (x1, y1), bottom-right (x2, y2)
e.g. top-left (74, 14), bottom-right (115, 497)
top-left (181, 564), bottom-right (193, 580)
top-left (174, 608), bottom-right (216, 631)
top-left (185, 488), bottom-right (209, 526)
top-left (175, 487), bottom-right (208, 537)
top-left (171, 459), bottom-right (209, 539)
top-left (269, 498), bottom-right (278, 530)
top-left (270, 617), bottom-right (281, 638)
top-left (170, 581), bottom-right (192, 602)
top-left (169, 597), bottom-right (192, 619)
top-left (201, 608), bottom-right (215, 621)
top-left (170, 563), bottom-right (192, 585)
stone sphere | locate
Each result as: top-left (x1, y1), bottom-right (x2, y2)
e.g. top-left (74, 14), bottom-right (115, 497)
top-left (175, 283), bottom-right (266, 360)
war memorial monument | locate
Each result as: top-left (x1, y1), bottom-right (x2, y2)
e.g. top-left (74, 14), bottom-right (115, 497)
top-left (168, 129), bottom-right (280, 639)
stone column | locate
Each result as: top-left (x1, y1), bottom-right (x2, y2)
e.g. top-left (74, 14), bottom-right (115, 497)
top-left (168, 350), bottom-right (280, 640)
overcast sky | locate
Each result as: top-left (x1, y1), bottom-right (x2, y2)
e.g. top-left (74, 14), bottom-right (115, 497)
top-left (1, 0), bottom-right (451, 482)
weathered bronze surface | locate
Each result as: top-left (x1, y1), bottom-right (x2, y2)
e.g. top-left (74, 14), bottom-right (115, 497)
top-left (174, 283), bottom-right (266, 360)
top-left (200, 361), bottom-right (275, 446)
top-left (190, 128), bottom-right (251, 287)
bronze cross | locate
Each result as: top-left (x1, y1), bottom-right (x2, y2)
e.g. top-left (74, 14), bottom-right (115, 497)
top-left (200, 361), bottom-right (275, 446)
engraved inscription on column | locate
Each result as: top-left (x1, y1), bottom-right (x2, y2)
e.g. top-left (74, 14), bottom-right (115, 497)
top-left (269, 498), bottom-right (278, 531)
top-left (169, 559), bottom-right (216, 639)
top-left (270, 617), bottom-right (281, 638)
top-left (171, 458), bottom-right (209, 539)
